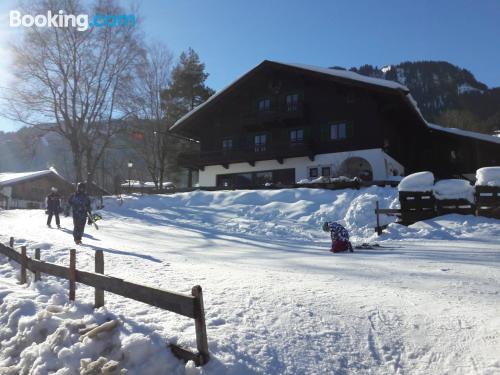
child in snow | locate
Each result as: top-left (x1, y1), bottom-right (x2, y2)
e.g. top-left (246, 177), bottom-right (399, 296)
top-left (322, 222), bottom-right (353, 253)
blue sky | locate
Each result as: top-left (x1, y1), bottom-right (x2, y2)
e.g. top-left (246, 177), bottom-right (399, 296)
top-left (1, 0), bottom-right (499, 131)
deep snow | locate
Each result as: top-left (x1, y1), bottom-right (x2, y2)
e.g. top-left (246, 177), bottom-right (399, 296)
top-left (0, 187), bottom-right (499, 374)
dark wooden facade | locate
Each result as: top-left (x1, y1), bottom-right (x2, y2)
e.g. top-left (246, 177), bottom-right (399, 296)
top-left (171, 61), bottom-right (500, 180)
top-left (0, 172), bottom-right (74, 209)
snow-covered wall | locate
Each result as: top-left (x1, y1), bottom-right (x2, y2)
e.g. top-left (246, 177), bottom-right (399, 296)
top-left (199, 148), bottom-right (404, 187)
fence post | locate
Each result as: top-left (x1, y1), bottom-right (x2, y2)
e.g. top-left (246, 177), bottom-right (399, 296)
top-left (34, 248), bottom-right (41, 282)
top-left (375, 201), bottom-right (382, 236)
top-left (9, 237), bottom-right (14, 248)
top-left (94, 250), bottom-right (104, 308)
top-left (69, 249), bottom-right (76, 301)
top-left (192, 285), bottom-right (209, 365)
top-left (20, 246), bottom-right (27, 284)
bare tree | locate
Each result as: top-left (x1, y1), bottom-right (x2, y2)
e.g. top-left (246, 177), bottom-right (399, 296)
top-left (5, 0), bottom-right (143, 183)
top-left (128, 42), bottom-right (175, 189)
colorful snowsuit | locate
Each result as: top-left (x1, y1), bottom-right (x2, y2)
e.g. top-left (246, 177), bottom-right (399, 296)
top-left (46, 192), bottom-right (61, 227)
top-left (325, 222), bottom-right (352, 253)
top-left (68, 192), bottom-right (91, 242)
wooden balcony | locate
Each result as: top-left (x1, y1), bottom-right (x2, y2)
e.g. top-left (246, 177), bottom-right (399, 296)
top-left (179, 141), bottom-right (315, 169)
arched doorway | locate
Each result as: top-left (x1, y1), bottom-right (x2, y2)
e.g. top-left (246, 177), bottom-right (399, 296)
top-left (339, 157), bottom-right (373, 181)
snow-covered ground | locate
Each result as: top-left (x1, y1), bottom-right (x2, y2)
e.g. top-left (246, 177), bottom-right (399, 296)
top-left (0, 187), bottom-right (499, 374)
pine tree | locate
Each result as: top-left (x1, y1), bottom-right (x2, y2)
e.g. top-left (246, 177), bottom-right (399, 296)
top-left (162, 48), bottom-right (215, 123)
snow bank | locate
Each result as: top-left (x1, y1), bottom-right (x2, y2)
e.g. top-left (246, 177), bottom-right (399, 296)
top-left (397, 171), bottom-right (434, 192)
top-left (108, 186), bottom-right (399, 243)
top-left (476, 167), bottom-right (500, 187)
top-left (433, 179), bottom-right (475, 202)
top-left (0, 274), bottom-right (185, 375)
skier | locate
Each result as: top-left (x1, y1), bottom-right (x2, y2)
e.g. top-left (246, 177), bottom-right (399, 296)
top-left (46, 187), bottom-right (61, 229)
top-left (68, 182), bottom-right (92, 245)
top-left (322, 221), bottom-right (353, 253)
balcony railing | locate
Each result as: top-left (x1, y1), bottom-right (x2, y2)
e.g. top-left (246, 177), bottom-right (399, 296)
top-left (178, 141), bottom-right (314, 168)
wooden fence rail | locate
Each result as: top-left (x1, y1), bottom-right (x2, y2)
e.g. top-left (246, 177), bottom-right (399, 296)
top-left (0, 237), bottom-right (209, 366)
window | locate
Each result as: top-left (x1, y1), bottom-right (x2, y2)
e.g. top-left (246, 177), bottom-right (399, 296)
top-left (222, 138), bottom-right (233, 152)
top-left (290, 129), bottom-right (304, 144)
top-left (321, 167), bottom-right (331, 177)
top-left (258, 98), bottom-right (271, 112)
top-left (255, 134), bottom-right (267, 152)
top-left (286, 94), bottom-right (299, 112)
top-left (329, 122), bottom-right (352, 140)
top-left (255, 171), bottom-right (273, 186)
top-left (309, 167), bottom-right (318, 178)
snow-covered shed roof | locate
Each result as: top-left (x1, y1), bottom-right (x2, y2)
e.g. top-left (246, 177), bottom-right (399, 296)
top-left (427, 123), bottom-right (500, 145)
top-left (0, 168), bottom-right (65, 186)
top-left (170, 60), bottom-right (410, 132)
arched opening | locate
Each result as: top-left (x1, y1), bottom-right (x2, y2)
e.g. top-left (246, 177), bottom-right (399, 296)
top-left (339, 157), bottom-right (373, 181)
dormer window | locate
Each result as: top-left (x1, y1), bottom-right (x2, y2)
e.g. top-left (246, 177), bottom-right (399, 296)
top-left (258, 98), bottom-right (271, 112)
top-left (286, 94), bottom-right (299, 112)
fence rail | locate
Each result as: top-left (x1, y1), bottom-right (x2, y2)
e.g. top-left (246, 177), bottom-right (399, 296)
top-left (375, 185), bottom-right (500, 234)
top-left (0, 238), bottom-right (209, 366)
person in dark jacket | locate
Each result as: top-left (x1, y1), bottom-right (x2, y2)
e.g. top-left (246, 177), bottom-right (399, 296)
top-left (322, 221), bottom-right (353, 253)
top-left (68, 182), bottom-right (92, 245)
top-left (46, 187), bottom-right (61, 229)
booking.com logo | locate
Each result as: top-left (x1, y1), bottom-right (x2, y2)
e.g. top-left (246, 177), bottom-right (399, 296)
top-left (9, 10), bottom-right (136, 31)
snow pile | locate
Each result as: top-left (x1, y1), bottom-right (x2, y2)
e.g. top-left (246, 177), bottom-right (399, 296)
top-left (107, 187), bottom-right (399, 242)
top-left (0, 273), bottom-right (186, 375)
top-left (476, 167), bottom-right (500, 187)
top-left (397, 171), bottom-right (434, 192)
top-left (433, 179), bottom-right (475, 202)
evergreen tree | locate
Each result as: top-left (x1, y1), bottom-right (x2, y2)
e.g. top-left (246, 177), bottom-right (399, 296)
top-left (162, 48), bottom-right (215, 123)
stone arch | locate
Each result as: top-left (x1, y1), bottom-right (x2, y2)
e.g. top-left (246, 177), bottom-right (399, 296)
top-left (339, 157), bottom-right (373, 180)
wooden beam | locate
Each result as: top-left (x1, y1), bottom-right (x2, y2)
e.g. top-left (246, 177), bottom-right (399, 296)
top-left (94, 250), bottom-right (105, 308)
top-left (69, 249), bottom-right (76, 301)
top-left (20, 246), bottom-right (27, 284)
top-left (192, 285), bottom-right (209, 365)
top-left (34, 248), bottom-right (41, 282)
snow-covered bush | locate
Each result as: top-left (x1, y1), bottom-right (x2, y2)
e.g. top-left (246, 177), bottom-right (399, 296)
top-left (433, 179), bottom-right (475, 202)
top-left (397, 171), bottom-right (434, 192)
top-left (476, 167), bottom-right (500, 187)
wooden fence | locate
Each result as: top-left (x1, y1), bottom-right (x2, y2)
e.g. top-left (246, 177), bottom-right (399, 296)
top-left (374, 186), bottom-right (500, 234)
top-left (0, 237), bottom-right (209, 366)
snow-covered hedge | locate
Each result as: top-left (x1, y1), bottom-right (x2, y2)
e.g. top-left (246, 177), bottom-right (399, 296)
top-left (397, 172), bottom-right (434, 192)
top-left (476, 167), bottom-right (500, 187)
top-left (433, 179), bottom-right (475, 202)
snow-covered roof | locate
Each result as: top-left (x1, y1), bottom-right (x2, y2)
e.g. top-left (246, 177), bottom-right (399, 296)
top-left (0, 168), bottom-right (62, 186)
top-left (170, 60), bottom-right (410, 132)
top-left (280, 62), bottom-right (409, 91)
top-left (427, 123), bottom-right (500, 145)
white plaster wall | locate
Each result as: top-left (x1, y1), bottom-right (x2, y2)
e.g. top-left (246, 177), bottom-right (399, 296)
top-left (198, 148), bottom-right (405, 187)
